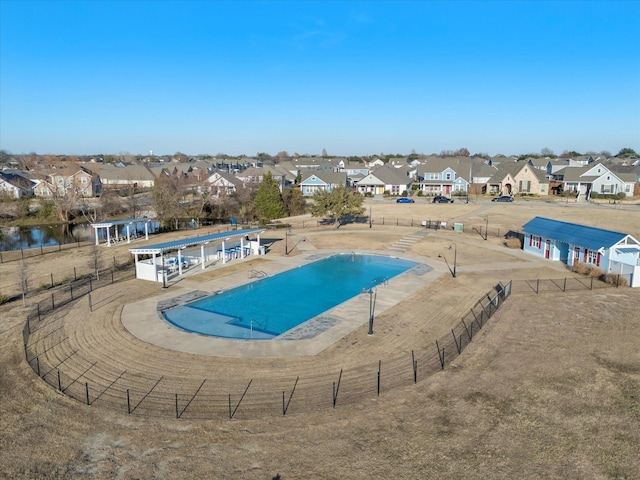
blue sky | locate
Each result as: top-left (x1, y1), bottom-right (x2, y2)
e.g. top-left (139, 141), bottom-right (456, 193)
top-left (1, 0), bottom-right (639, 157)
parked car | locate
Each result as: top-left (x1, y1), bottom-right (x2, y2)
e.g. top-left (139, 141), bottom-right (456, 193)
top-left (396, 197), bottom-right (415, 203)
top-left (492, 195), bottom-right (514, 202)
top-left (432, 195), bottom-right (454, 204)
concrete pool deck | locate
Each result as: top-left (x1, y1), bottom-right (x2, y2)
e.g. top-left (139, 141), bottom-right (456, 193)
top-left (121, 250), bottom-right (445, 358)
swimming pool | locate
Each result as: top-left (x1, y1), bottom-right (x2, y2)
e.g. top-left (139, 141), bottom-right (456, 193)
top-left (162, 253), bottom-right (418, 340)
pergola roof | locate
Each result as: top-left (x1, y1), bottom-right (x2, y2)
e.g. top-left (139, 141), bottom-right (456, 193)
top-left (128, 228), bottom-right (265, 255)
top-left (91, 217), bottom-right (152, 228)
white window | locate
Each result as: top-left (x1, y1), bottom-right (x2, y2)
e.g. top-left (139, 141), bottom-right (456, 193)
top-left (446, 173), bottom-right (451, 180)
top-left (531, 235), bottom-right (541, 248)
top-left (587, 250), bottom-right (598, 265)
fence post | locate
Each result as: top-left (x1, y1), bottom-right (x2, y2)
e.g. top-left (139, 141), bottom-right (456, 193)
top-left (70, 284), bottom-right (73, 300)
top-left (74, 267), bottom-right (77, 281)
top-left (412, 350), bottom-right (417, 384)
top-left (563, 278), bottom-right (567, 292)
top-left (536, 278), bottom-right (540, 294)
top-left (175, 393), bottom-right (179, 419)
top-left (451, 329), bottom-right (462, 354)
top-left (26, 317), bottom-right (31, 334)
top-left (127, 389), bottom-right (131, 414)
top-left (111, 270), bottom-right (114, 283)
top-left (89, 276), bottom-right (93, 291)
top-left (36, 356), bottom-right (40, 376)
top-left (436, 340), bottom-right (445, 369)
top-left (51, 293), bottom-right (55, 309)
top-left (88, 293), bottom-right (92, 312)
top-left (377, 360), bottom-right (381, 396)
top-left (333, 369), bottom-right (343, 408)
top-left (51, 273), bottom-right (54, 288)
top-left (57, 370), bottom-right (62, 391)
top-left (86, 382), bottom-right (90, 405)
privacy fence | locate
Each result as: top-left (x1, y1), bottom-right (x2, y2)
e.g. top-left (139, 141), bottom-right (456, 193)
top-left (22, 280), bottom-right (512, 420)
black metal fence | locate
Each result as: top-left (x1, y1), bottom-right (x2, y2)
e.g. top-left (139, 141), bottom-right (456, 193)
top-left (510, 276), bottom-right (614, 294)
top-left (22, 280), bottom-right (512, 419)
top-left (1, 256), bottom-right (135, 304)
top-left (0, 239), bottom-right (94, 264)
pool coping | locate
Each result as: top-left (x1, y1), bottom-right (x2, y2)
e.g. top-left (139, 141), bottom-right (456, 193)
top-left (121, 250), bottom-right (444, 358)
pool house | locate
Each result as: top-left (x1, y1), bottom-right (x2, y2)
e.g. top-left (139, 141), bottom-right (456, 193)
top-left (128, 228), bottom-right (266, 283)
top-left (522, 217), bottom-right (640, 287)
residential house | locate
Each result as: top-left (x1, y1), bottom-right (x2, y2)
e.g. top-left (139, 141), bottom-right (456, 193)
top-left (556, 163), bottom-right (634, 198)
top-left (0, 172), bottom-right (35, 199)
top-left (292, 157), bottom-right (336, 171)
top-left (299, 171), bottom-right (347, 196)
top-left (205, 171), bottom-right (244, 196)
top-left (522, 216), bottom-right (640, 287)
top-left (416, 158), bottom-right (470, 196)
top-left (486, 161), bottom-right (549, 196)
top-left (235, 165), bottom-right (295, 191)
top-left (355, 165), bottom-right (412, 196)
top-left (34, 166), bottom-right (98, 198)
top-left (90, 163), bottom-right (156, 190)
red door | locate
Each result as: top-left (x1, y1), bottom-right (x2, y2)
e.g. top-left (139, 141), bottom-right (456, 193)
top-left (545, 240), bottom-right (551, 259)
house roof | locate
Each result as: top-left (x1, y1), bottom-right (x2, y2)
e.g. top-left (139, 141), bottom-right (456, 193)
top-left (369, 165), bottom-right (412, 185)
top-left (522, 216), bottom-right (629, 251)
top-left (0, 171), bottom-right (34, 190)
top-left (300, 170), bottom-right (347, 185)
top-left (489, 161), bottom-right (548, 184)
top-left (128, 228), bottom-right (265, 255)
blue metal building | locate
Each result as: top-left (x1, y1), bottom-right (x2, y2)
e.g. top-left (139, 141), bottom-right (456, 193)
top-left (522, 217), bottom-right (640, 287)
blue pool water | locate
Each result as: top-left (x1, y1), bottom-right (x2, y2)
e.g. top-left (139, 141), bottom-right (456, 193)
top-left (162, 253), bottom-right (417, 340)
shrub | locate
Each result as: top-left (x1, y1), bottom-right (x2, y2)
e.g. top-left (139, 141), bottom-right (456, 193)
top-left (0, 293), bottom-right (9, 305)
top-left (603, 274), bottom-right (628, 287)
top-left (571, 262), bottom-right (604, 278)
top-left (504, 236), bottom-right (522, 249)
top-left (417, 190), bottom-right (423, 197)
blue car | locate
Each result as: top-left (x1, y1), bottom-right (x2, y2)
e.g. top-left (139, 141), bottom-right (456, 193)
top-left (396, 197), bottom-right (415, 203)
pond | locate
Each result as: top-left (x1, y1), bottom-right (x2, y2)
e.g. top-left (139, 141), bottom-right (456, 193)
top-left (0, 221), bottom-right (160, 251)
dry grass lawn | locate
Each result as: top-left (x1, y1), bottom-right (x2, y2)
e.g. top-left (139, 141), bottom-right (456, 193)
top-left (1, 199), bottom-right (639, 479)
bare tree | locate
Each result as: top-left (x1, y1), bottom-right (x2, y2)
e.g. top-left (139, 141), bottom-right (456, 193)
top-left (18, 258), bottom-right (29, 307)
top-left (88, 245), bottom-right (104, 281)
top-left (152, 172), bottom-right (187, 230)
top-left (541, 147), bottom-right (554, 156)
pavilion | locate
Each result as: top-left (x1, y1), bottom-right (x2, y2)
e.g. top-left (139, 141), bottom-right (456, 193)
top-left (91, 217), bottom-right (154, 247)
top-left (128, 228), bottom-right (266, 283)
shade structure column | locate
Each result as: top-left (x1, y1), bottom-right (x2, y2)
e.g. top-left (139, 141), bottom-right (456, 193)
top-left (178, 248), bottom-right (183, 276)
top-left (106, 227), bottom-right (111, 247)
top-left (201, 244), bottom-right (206, 269)
top-left (222, 240), bottom-right (227, 264)
top-left (94, 226), bottom-right (100, 246)
top-left (144, 222), bottom-right (149, 240)
top-left (126, 223), bottom-right (132, 243)
top-left (240, 237), bottom-right (245, 258)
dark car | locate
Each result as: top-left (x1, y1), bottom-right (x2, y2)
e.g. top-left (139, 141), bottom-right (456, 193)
top-left (492, 195), bottom-right (514, 202)
top-left (432, 195), bottom-right (454, 204)
top-left (396, 197), bottom-right (415, 203)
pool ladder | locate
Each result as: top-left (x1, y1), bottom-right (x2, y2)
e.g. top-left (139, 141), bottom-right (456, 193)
top-left (248, 269), bottom-right (268, 279)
